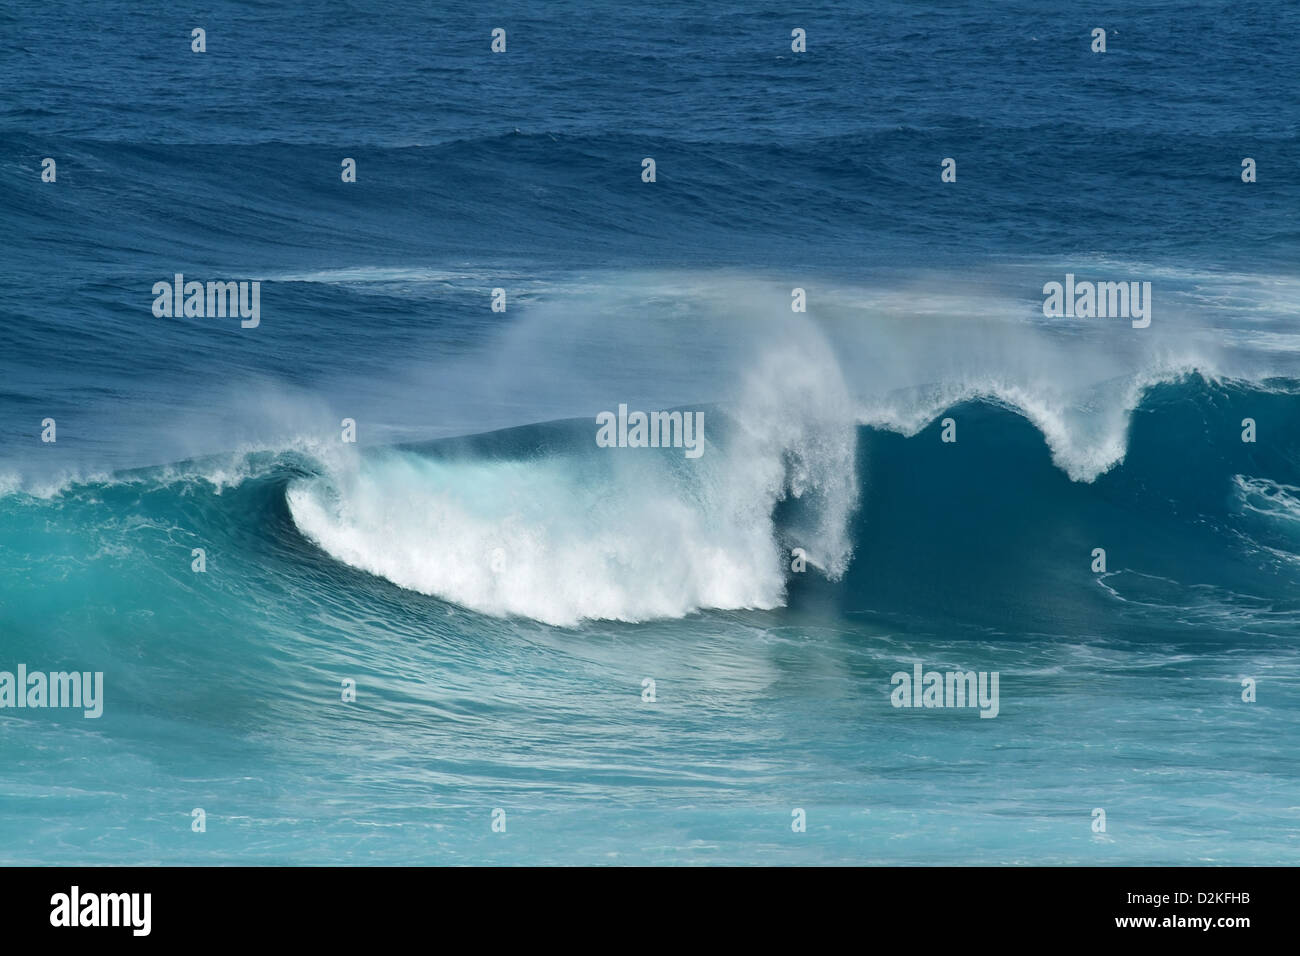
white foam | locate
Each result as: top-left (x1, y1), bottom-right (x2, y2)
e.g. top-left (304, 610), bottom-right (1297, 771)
top-left (287, 320), bottom-right (860, 626)
top-left (1232, 475), bottom-right (1300, 526)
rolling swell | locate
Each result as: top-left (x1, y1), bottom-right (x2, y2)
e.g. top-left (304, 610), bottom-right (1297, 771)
top-left (1, 376), bottom-right (1295, 637)
top-left (283, 374), bottom-right (1295, 633)
top-left (5, 126), bottom-right (1298, 277)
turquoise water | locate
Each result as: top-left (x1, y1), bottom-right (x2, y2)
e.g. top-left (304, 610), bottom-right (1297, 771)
top-left (1, 1), bottom-right (1299, 864)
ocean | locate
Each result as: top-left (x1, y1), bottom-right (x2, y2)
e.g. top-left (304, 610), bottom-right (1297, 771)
top-left (1, 0), bottom-right (1298, 864)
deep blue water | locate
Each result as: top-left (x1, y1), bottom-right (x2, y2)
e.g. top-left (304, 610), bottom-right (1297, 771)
top-left (1, 1), bottom-right (1298, 864)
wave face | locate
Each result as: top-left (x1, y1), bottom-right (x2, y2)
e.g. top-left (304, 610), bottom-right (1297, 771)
top-left (846, 376), bottom-right (1300, 635)
top-left (10, 372), bottom-right (1292, 633)
top-left (266, 374), bottom-right (1298, 633)
top-left (4, 375), bottom-right (1297, 641)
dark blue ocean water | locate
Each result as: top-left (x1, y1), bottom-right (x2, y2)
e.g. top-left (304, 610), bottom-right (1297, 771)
top-left (1, 1), bottom-right (1298, 864)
